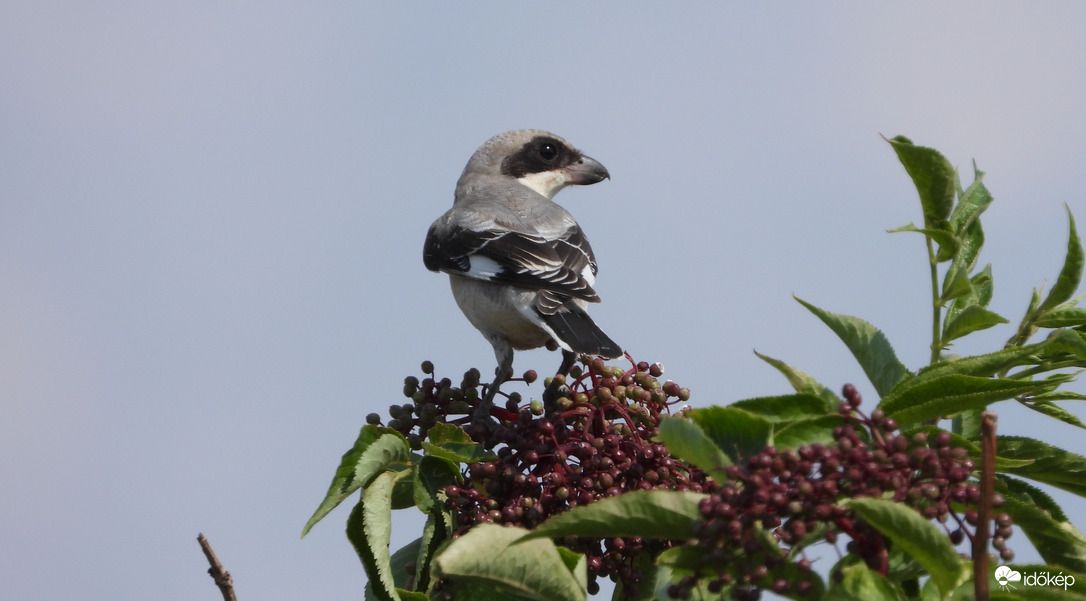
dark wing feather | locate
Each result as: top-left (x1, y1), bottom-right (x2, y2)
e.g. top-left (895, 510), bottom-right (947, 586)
top-left (539, 298), bottom-right (623, 358)
top-left (426, 222), bottom-right (601, 303)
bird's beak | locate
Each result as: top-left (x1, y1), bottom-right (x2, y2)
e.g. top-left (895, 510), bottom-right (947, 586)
top-left (564, 155), bottom-right (610, 186)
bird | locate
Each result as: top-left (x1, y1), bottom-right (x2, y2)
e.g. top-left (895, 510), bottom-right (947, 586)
top-left (423, 129), bottom-right (623, 422)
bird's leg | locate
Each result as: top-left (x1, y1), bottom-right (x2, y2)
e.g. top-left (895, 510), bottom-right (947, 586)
top-left (543, 349), bottom-right (578, 413)
top-left (474, 347), bottom-right (514, 428)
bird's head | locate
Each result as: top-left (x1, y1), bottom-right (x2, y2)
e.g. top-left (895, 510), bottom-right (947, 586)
top-left (459, 129), bottom-right (609, 200)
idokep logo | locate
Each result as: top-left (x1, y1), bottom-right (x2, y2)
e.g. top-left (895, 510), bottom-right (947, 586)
top-left (995, 565), bottom-right (1076, 591)
top-left (994, 566), bottom-right (1021, 590)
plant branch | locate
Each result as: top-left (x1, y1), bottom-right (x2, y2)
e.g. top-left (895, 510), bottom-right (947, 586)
top-left (197, 533), bottom-right (237, 601)
top-left (928, 236), bottom-right (942, 366)
top-left (972, 412), bottom-right (997, 601)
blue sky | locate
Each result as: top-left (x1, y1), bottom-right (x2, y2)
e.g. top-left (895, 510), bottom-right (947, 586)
top-left (3, 3), bottom-right (1086, 599)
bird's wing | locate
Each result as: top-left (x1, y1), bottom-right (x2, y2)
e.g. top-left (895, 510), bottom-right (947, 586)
top-left (424, 219), bottom-right (600, 303)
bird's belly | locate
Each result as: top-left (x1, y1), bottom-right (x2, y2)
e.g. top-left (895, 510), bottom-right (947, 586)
top-left (449, 278), bottom-right (551, 350)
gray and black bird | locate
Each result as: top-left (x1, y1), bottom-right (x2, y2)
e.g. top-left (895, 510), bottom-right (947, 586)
top-left (423, 129), bottom-right (622, 422)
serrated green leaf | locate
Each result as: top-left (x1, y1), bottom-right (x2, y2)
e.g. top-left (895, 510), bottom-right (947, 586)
top-left (1043, 328), bottom-right (1086, 361)
top-left (1021, 400), bottom-right (1086, 430)
top-left (941, 266), bottom-right (974, 303)
top-left (413, 454), bottom-right (461, 513)
top-left (825, 563), bottom-right (899, 601)
top-left (1033, 390), bottom-right (1086, 402)
top-left (420, 422), bottom-right (491, 463)
top-left (843, 497), bottom-right (965, 595)
top-left (304, 427), bottom-right (411, 536)
top-left (1009, 287), bottom-right (1046, 347)
top-left (950, 166), bottom-right (994, 234)
top-left (997, 477), bottom-right (1086, 572)
top-left (729, 393), bottom-right (835, 421)
top-left (973, 263), bottom-right (996, 307)
top-left (433, 524), bottom-right (586, 601)
top-left (688, 406), bottom-right (773, 463)
top-left (957, 217), bottom-right (987, 276)
top-left (943, 305), bottom-right (1009, 343)
top-left (657, 416), bottom-right (732, 483)
top-left (771, 415), bottom-right (841, 450)
top-left (886, 135), bottom-right (956, 228)
top-left (881, 374), bottom-right (1053, 425)
top-left (1036, 307), bottom-right (1086, 328)
top-left (349, 470), bottom-right (411, 601)
top-left (889, 223), bottom-right (960, 262)
top-left (413, 509), bottom-right (446, 594)
top-left (911, 342), bottom-right (1048, 383)
top-left (997, 436), bottom-right (1086, 497)
top-left (525, 490), bottom-right (704, 541)
top-left (1040, 207), bottom-right (1084, 313)
top-left (753, 351), bottom-right (841, 409)
top-left (795, 296), bottom-right (911, 396)
top-left (655, 545), bottom-right (707, 571)
top-left (365, 537), bottom-right (422, 601)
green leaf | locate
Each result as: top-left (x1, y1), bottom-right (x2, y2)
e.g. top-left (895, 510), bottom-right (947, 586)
top-left (413, 509), bottom-right (447, 595)
top-left (753, 351), bottom-right (841, 410)
top-left (996, 436), bottom-right (1086, 497)
top-left (526, 490), bottom-right (704, 541)
top-left (365, 537), bottom-right (421, 601)
top-left (956, 217), bottom-right (987, 275)
top-left (1039, 206), bottom-right (1084, 313)
top-left (911, 341), bottom-right (1048, 383)
top-left (729, 393), bottom-right (834, 421)
top-left (771, 415), bottom-right (842, 450)
top-left (997, 476), bottom-right (1086, 572)
top-left (1043, 328), bottom-right (1086, 361)
top-left (420, 422), bottom-right (491, 463)
top-left (1033, 390), bottom-right (1086, 402)
top-left (1009, 287), bottom-right (1045, 347)
top-left (942, 305), bottom-right (1009, 343)
top-left (825, 563), bottom-right (899, 601)
top-left (1035, 307), bottom-right (1086, 328)
top-left (303, 427), bottom-right (411, 536)
top-left (657, 416), bottom-right (732, 483)
top-left (413, 454), bottom-right (461, 513)
top-left (888, 223), bottom-right (960, 262)
top-left (880, 374), bottom-right (1054, 425)
top-left (1021, 400), bottom-right (1086, 430)
top-left (886, 135), bottom-right (956, 228)
top-left (950, 165), bottom-right (994, 235)
top-left (843, 497), bottom-right (965, 595)
top-left (687, 406), bottom-right (772, 463)
top-left (941, 266), bottom-right (975, 304)
top-left (795, 296), bottom-right (911, 397)
top-left (349, 469), bottom-right (411, 601)
top-left (972, 263), bottom-right (996, 307)
top-left (433, 524), bottom-right (587, 601)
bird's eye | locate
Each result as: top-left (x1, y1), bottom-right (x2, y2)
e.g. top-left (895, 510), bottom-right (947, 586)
top-left (537, 143), bottom-right (559, 161)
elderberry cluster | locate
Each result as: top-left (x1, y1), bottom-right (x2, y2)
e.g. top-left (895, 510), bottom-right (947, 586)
top-left (671, 384), bottom-right (1012, 600)
top-left (373, 358), bottom-right (707, 596)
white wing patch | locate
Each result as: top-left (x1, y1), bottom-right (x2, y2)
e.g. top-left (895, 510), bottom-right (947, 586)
top-left (465, 255), bottom-right (503, 280)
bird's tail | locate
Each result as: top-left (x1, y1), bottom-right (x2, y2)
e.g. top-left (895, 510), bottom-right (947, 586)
top-left (541, 306), bottom-right (623, 359)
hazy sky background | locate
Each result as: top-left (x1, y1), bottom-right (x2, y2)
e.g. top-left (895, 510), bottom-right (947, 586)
top-left (4, 3), bottom-right (1086, 599)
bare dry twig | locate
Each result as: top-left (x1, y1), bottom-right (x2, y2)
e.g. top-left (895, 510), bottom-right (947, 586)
top-left (198, 533), bottom-right (238, 601)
